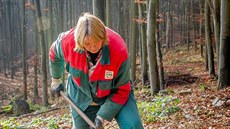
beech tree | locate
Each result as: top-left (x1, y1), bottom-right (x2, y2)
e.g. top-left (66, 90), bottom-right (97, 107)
top-left (129, 0), bottom-right (138, 83)
top-left (35, 0), bottom-right (48, 106)
top-left (22, 0), bottom-right (28, 100)
top-left (147, 0), bottom-right (160, 95)
top-left (218, 0), bottom-right (230, 89)
top-left (205, 0), bottom-right (215, 76)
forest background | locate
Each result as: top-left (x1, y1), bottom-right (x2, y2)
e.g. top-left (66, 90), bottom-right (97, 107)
top-left (0, 0), bottom-right (230, 128)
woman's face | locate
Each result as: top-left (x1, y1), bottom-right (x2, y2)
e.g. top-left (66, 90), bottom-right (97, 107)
top-left (83, 37), bottom-right (103, 53)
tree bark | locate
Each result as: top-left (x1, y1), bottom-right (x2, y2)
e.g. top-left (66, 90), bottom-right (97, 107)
top-left (7, 1), bottom-right (14, 79)
top-left (205, 0), bottom-right (215, 76)
top-left (165, 1), bottom-right (172, 49)
top-left (35, 0), bottom-right (49, 106)
top-left (147, 0), bottom-right (160, 95)
top-left (93, 0), bottom-right (105, 22)
top-left (212, 0), bottom-right (220, 68)
top-left (156, 0), bottom-right (164, 90)
top-left (105, 0), bottom-right (112, 27)
top-left (32, 0), bottom-right (39, 98)
top-left (186, 0), bottom-right (191, 51)
top-left (129, 0), bottom-right (138, 83)
top-left (22, 0), bottom-right (28, 100)
top-left (1, 1), bottom-right (7, 77)
top-left (48, 0), bottom-right (53, 47)
top-left (138, 3), bottom-right (148, 86)
top-left (200, 0), bottom-right (204, 58)
top-left (218, 0), bottom-right (230, 89)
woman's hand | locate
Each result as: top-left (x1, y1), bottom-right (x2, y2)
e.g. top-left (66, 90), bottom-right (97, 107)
top-left (95, 116), bottom-right (104, 129)
top-left (50, 78), bottom-right (64, 97)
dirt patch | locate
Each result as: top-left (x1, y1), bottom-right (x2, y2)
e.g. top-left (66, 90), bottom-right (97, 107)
top-left (0, 75), bottom-right (23, 106)
top-left (165, 74), bottom-right (198, 86)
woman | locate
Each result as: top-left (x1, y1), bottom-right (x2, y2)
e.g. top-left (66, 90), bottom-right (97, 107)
top-left (49, 13), bottom-right (144, 129)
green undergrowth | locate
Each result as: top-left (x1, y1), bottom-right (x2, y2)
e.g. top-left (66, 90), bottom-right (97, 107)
top-left (0, 93), bottom-right (181, 128)
top-left (0, 113), bottom-right (72, 129)
top-left (138, 95), bottom-right (180, 123)
top-left (0, 100), bottom-right (72, 129)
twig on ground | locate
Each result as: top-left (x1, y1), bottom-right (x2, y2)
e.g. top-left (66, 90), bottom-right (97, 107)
top-left (12, 107), bottom-right (67, 119)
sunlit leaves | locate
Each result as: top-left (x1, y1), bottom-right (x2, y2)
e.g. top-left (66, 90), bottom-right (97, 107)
top-left (0, 118), bottom-right (26, 129)
top-left (0, 111), bottom-right (72, 128)
top-left (138, 96), bottom-right (180, 123)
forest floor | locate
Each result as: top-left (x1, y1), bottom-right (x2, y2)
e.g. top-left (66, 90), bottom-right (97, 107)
top-left (0, 46), bottom-right (230, 129)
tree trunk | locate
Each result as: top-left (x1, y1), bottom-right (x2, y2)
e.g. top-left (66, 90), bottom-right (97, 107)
top-left (156, 0), bottom-right (164, 90)
top-left (212, 0), bottom-right (220, 68)
top-left (1, 1), bottom-right (7, 77)
top-left (147, 0), bottom-right (160, 95)
top-left (6, 1), bottom-right (14, 79)
top-left (165, 1), bottom-right (172, 49)
top-left (186, 0), bottom-right (191, 51)
top-left (170, 1), bottom-right (174, 48)
top-left (22, 0), bottom-right (28, 100)
top-left (138, 3), bottom-right (148, 86)
top-left (60, 1), bottom-right (64, 32)
top-left (32, 0), bottom-right (39, 98)
top-left (182, 1), bottom-right (186, 44)
top-left (218, 0), bottom-right (230, 89)
top-left (35, 0), bottom-right (49, 106)
top-left (200, 0), bottom-right (204, 58)
top-left (129, 0), bottom-right (138, 84)
top-left (191, 0), bottom-right (197, 50)
top-left (105, 0), bottom-right (112, 27)
top-left (93, 0), bottom-right (105, 22)
top-left (48, 0), bottom-right (53, 47)
top-left (205, 0), bottom-right (215, 76)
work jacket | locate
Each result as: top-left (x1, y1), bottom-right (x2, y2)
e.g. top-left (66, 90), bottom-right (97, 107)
top-left (49, 27), bottom-right (131, 121)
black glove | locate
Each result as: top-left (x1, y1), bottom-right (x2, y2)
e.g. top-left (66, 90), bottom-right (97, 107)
top-left (94, 117), bottom-right (104, 129)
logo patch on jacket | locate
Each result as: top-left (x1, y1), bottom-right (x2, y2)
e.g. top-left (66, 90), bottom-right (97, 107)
top-left (105, 70), bottom-right (114, 79)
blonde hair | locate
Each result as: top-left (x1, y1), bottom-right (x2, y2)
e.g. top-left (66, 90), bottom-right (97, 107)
top-left (74, 13), bottom-right (108, 50)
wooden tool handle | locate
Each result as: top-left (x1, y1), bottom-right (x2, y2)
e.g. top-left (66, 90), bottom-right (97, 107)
top-left (60, 91), bottom-right (96, 128)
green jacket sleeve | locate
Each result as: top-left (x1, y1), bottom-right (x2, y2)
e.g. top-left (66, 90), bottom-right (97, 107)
top-left (49, 33), bottom-right (65, 79)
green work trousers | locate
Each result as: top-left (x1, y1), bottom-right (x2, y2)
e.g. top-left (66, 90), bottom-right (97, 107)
top-left (72, 92), bottom-right (144, 129)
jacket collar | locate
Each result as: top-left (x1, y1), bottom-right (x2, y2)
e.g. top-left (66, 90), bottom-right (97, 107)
top-left (75, 48), bottom-right (84, 54)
